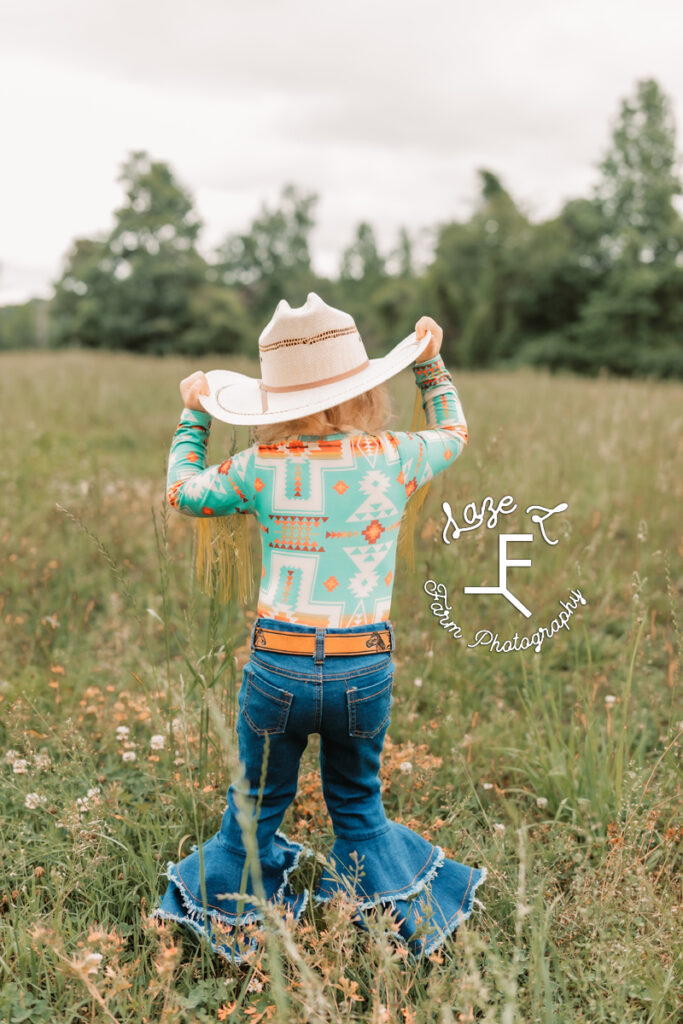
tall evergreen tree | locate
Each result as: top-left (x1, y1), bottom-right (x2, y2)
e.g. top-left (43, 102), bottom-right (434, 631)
top-left (339, 222), bottom-right (387, 285)
top-left (387, 227), bottom-right (415, 279)
top-left (572, 78), bottom-right (683, 376)
top-left (594, 77), bottom-right (683, 264)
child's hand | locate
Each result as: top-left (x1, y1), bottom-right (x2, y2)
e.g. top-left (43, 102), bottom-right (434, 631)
top-left (415, 316), bottom-right (443, 362)
top-left (180, 371), bottom-right (210, 411)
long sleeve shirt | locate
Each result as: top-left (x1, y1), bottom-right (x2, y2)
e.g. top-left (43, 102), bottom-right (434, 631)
top-left (166, 354), bottom-right (468, 627)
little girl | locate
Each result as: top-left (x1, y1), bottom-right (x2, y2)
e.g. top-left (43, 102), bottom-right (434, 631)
top-left (151, 293), bottom-right (487, 963)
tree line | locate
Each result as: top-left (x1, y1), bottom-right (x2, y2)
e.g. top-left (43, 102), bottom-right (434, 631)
top-left (2, 77), bottom-right (682, 378)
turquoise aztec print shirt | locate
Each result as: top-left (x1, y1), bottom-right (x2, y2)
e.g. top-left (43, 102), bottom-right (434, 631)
top-left (167, 354), bottom-right (468, 627)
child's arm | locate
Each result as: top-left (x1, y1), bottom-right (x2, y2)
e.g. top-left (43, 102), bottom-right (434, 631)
top-left (166, 407), bottom-right (256, 517)
top-left (389, 351), bottom-right (468, 497)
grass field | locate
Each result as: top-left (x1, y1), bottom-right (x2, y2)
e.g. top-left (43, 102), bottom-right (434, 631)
top-left (1, 348), bottom-right (681, 1023)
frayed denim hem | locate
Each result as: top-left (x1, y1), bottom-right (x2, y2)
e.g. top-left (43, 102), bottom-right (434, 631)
top-left (418, 864), bottom-right (488, 958)
top-left (149, 887), bottom-right (310, 965)
top-left (149, 905), bottom-right (259, 965)
top-left (311, 842), bottom-right (446, 912)
top-left (310, 831), bottom-right (489, 961)
top-left (149, 829), bottom-right (314, 964)
top-left (165, 830), bottom-right (314, 926)
top-left (347, 863), bottom-right (489, 963)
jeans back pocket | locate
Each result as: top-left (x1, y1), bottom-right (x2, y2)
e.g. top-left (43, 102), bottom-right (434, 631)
top-left (242, 668), bottom-right (294, 736)
top-left (346, 668), bottom-right (394, 738)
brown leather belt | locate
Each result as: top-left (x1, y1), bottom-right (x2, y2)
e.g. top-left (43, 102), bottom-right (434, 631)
top-left (252, 624), bottom-right (393, 656)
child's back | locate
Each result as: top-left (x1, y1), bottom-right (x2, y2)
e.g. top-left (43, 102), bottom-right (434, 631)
top-left (167, 354), bottom-right (468, 626)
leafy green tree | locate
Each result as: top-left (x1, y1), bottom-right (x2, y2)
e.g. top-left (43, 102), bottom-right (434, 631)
top-left (180, 282), bottom-right (252, 356)
top-left (490, 197), bottom-right (607, 371)
top-left (333, 222), bottom-right (393, 351)
top-left (364, 226), bottom-right (426, 353)
top-left (216, 183), bottom-right (319, 328)
top-left (51, 151), bottom-right (220, 354)
top-left (425, 170), bottom-right (533, 366)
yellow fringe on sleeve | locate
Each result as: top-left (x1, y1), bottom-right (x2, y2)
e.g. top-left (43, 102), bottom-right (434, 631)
top-left (396, 387), bottom-right (431, 573)
top-left (194, 513), bottom-right (255, 605)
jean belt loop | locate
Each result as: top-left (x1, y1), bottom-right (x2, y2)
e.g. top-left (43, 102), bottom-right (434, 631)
top-left (315, 627), bottom-right (325, 664)
top-left (387, 620), bottom-right (395, 653)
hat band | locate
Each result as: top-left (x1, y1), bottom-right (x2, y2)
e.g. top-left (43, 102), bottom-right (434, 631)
top-left (261, 358), bottom-right (370, 393)
top-left (259, 357), bottom-right (370, 413)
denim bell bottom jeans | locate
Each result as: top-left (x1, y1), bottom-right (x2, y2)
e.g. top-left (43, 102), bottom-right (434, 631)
top-left (151, 615), bottom-right (487, 962)
top-left (222, 616), bottom-right (397, 852)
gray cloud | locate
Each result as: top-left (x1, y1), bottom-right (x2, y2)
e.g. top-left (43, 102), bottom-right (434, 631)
top-left (2, 0), bottom-right (682, 302)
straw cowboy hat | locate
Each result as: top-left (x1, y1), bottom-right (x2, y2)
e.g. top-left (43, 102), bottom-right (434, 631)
top-left (198, 292), bottom-right (433, 425)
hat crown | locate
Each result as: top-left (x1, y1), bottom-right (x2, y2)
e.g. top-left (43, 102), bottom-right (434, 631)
top-left (258, 292), bottom-right (368, 390)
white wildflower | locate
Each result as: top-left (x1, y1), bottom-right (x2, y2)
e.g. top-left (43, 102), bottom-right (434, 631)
top-left (604, 694), bottom-right (617, 707)
top-left (122, 751), bottom-right (136, 763)
top-left (76, 797), bottom-right (90, 813)
top-left (25, 792), bottom-right (46, 809)
top-left (482, 782), bottom-right (493, 790)
top-left (86, 787), bottom-right (101, 801)
top-left (79, 952), bottom-right (103, 975)
top-left (150, 734), bottom-right (165, 751)
top-left (413, 677), bottom-right (423, 688)
top-left (115, 725), bottom-right (130, 740)
top-left (493, 822), bottom-right (506, 834)
top-left (399, 761), bottom-right (413, 774)
top-left (35, 750), bottom-right (51, 771)
top-left (13, 759), bottom-right (29, 774)
top-left (5, 749), bottom-right (20, 765)
top-left (536, 796), bottom-right (548, 808)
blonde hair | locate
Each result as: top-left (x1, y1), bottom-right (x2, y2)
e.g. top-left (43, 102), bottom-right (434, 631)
top-left (252, 382), bottom-right (393, 445)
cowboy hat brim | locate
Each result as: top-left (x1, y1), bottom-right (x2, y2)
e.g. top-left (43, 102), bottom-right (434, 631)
top-left (198, 329), bottom-right (434, 425)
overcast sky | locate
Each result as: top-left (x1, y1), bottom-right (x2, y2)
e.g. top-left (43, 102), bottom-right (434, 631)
top-left (2, 0), bottom-right (683, 305)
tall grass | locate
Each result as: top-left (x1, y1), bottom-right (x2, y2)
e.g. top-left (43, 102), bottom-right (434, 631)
top-left (0, 349), bottom-right (680, 1022)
